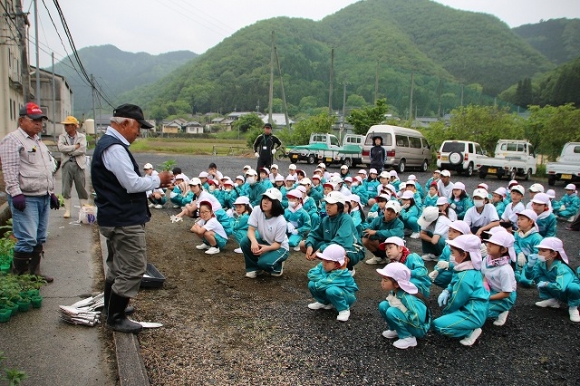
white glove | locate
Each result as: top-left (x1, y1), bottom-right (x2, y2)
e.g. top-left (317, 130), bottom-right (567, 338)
top-left (386, 294), bottom-right (407, 313)
top-left (428, 270), bottom-right (439, 281)
top-left (560, 205), bottom-right (566, 211)
top-left (226, 208), bottom-right (234, 218)
top-left (402, 203), bottom-right (410, 209)
top-left (450, 203), bottom-right (456, 209)
top-left (254, 152), bottom-right (259, 158)
top-left (272, 148), bottom-right (277, 155)
top-left (287, 222), bottom-right (296, 234)
top-left (517, 252), bottom-right (526, 267)
top-left (435, 261), bottom-right (449, 270)
top-left (367, 211), bottom-right (378, 219)
top-left (291, 229), bottom-right (299, 235)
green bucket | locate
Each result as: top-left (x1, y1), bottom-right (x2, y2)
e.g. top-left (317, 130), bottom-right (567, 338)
top-left (31, 296), bottom-right (43, 309)
top-left (17, 299), bottom-right (31, 312)
top-left (0, 308), bottom-right (11, 323)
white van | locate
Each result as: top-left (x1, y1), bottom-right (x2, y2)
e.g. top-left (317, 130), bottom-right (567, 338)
top-left (362, 125), bottom-right (431, 173)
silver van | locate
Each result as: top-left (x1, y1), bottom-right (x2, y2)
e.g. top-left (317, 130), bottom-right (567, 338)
top-left (362, 125), bottom-right (431, 173)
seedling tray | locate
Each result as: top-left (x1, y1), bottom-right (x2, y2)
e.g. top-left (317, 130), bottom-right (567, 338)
top-left (141, 263), bottom-right (165, 288)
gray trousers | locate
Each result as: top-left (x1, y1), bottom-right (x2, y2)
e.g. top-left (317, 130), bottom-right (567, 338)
top-left (61, 159), bottom-right (88, 199)
top-left (100, 225), bottom-right (147, 298)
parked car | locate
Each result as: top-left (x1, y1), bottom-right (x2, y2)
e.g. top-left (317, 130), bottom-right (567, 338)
top-left (318, 134), bottom-right (365, 167)
top-left (437, 140), bottom-right (485, 177)
top-left (287, 133), bottom-right (363, 166)
top-left (361, 125), bottom-right (431, 173)
top-left (546, 142), bottom-right (580, 186)
top-left (478, 139), bottom-right (536, 180)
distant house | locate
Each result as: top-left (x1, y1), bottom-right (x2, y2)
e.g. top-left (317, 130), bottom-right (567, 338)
top-left (184, 121), bottom-right (203, 134)
top-left (412, 117), bottom-right (439, 128)
top-left (211, 117), bottom-right (225, 124)
top-left (162, 120), bottom-right (182, 134)
top-left (262, 113), bottom-right (293, 128)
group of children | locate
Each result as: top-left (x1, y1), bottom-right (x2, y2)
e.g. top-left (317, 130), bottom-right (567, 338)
top-left (143, 161), bottom-right (580, 349)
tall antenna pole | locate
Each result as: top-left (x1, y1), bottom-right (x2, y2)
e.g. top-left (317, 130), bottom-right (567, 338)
top-left (16, 0), bottom-right (31, 101)
top-left (328, 48), bottom-right (334, 114)
top-left (268, 31), bottom-right (275, 126)
top-left (374, 60), bottom-right (380, 104)
top-left (51, 52), bottom-right (56, 140)
top-left (34, 0), bottom-right (40, 105)
top-left (274, 47), bottom-right (290, 130)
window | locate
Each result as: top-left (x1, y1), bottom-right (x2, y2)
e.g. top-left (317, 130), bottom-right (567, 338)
top-left (442, 142), bottom-right (465, 152)
top-left (468, 143), bottom-right (474, 153)
top-left (409, 136), bottom-right (422, 148)
top-left (330, 136), bottom-right (339, 147)
top-left (396, 135), bottom-right (409, 147)
top-left (365, 133), bottom-right (392, 146)
top-left (421, 138), bottom-right (430, 149)
top-left (475, 144), bottom-right (483, 155)
top-left (574, 146), bottom-right (580, 154)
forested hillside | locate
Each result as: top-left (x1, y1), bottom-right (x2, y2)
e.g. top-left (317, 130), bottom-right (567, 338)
top-left (50, 45), bottom-right (197, 116)
top-left (513, 19), bottom-right (580, 65)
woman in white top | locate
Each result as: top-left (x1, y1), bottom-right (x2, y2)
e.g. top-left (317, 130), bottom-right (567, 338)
top-left (241, 188), bottom-right (290, 278)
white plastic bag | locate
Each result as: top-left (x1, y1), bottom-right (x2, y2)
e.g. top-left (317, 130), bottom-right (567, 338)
top-left (78, 205), bottom-right (97, 224)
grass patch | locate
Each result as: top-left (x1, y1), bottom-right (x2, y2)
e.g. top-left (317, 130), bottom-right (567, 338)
top-left (130, 137), bottom-right (250, 155)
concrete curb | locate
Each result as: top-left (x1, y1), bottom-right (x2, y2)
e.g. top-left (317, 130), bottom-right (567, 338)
top-left (100, 233), bottom-right (150, 386)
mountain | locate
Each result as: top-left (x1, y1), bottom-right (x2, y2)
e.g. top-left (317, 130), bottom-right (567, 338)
top-left (126, 0), bottom-right (556, 118)
top-left (513, 18), bottom-right (580, 65)
top-left (49, 45), bottom-right (197, 117)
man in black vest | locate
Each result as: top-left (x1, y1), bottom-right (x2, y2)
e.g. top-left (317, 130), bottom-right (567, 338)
top-left (253, 123), bottom-right (281, 171)
top-left (92, 104), bottom-right (172, 333)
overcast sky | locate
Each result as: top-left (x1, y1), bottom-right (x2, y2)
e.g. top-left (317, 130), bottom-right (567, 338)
top-left (27, 0), bottom-right (580, 67)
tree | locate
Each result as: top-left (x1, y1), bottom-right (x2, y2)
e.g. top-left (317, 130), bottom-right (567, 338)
top-left (525, 104), bottom-right (580, 160)
top-left (290, 113), bottom-right (335, 145)
top-left (346, 94), bottom-right (367, 108)
top-left (347, 98), bottom-right (388, 135)
top-left (232, 113), bottom-right (264, 134)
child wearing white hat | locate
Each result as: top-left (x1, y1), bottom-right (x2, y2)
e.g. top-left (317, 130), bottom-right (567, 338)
top-left (399, 191), bottom-right (421, 239)
top-left (418, 204), bottom-right (452, 262)
top-left (424, 170), bottom-right (440, 193)
top-left (284, 189), bottom-right (312, 251)
top-left (491, 187), bottom-right (507, 218)
top-left (378, 237), bottom-right (431, 298)
top-left (363, 201), bottom-right (405, 265)
top-left (523, 237), bottom-right (580, 322)
top-left (514, 209), bottom-right (543, 287)
top-left (377, 262), bottom-right (431, 350)
top-left (433, 234), bottom-right (489, 346)
top-left (449, 181), bottom-right (472, 220)
top-left (232, 196), bottom-right (252, 254)
top-left (530, 193), bottom-right (557, 237)
top-left (307, 244), bottom-right (359, 322)
top-left (463, 188), bottom-right (499, 236)
top-left (429, 220), bottom-right (471, 289)
top-left (482, 229), bottom-right (518, 326)
top-left (389, 170), bottom-right (401, 192)
top-left (553, 184), bottom-right (580, 222)
top-left (500, 185), bottom-right (526, 231)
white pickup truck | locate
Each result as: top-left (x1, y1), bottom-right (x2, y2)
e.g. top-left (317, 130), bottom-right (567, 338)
top-left (477, 139), bottom-right (537, 180)
top-left (546, 142), bottom-right (580, 186)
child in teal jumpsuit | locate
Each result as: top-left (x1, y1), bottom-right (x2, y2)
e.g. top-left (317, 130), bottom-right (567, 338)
top-left (514, 209), bottom-right (543, 286)
top-left (433, 234), bottom-right (489, 346)
top-left (377, 262), bottom-right (431, 350)
top-left (428, 220), bottom-right (471, 289)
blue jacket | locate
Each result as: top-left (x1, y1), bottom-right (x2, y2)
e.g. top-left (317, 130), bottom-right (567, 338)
top-left (367, 216), bottom-right (405, 240)
top-left (308, 264), bottom-right (359, 294)
top-left (443, 268), bottom-right (489, 320)
top-left (525, 259), bottom-right (580, 306)
top-left (388, 289), bottom-right (431, 336)
top-left (284, 207), bottom-right (312, 237)
top-left (554, 193), bottom-right (580, 218)
top-left (536, 212), bottom-right (557, 238)
top-left (400, 205), bottom-right (420, 223)
top-left (423, 194), bottom-right (439, 208)
top-left (449, 196), bottom-right (472, 220)
top-left (514, 228), bottom-right (543, 257)
top-left (402, 252), bottom-right (431, 298)
top-left (247, 183), bottom-right (267, 207)
top-left (305, 212), bottom-right (357, 253)
top-left (494, 200), bottom-right (506, 218)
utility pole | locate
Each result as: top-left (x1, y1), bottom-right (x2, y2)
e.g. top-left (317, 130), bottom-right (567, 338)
top-left (274, 47), bottom-right (290, 131)
top-left (51, 52), bottom-right (56, 140)
top-left (33, 0), bottom-right (40, 105)
top-left (91, 74), bottom-right (96, 127)
top-left (16, 0), bottom-right (31, 101)
top-left (374, 60), bottom-right (380, 104)
top-left (341, 82), bottom-right (347, 142)
top-left (328, 48), bottom-right (334, 114)
top-left (409, 73), bottom-right (414, 122)
top-left (268, 31), bottom-right (275, 126)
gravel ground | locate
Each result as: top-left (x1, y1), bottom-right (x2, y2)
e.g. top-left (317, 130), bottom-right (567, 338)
top-left (129, 154), bottom-right (580, 385)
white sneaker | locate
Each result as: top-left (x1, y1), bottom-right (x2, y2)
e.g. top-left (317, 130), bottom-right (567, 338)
top-left (569, 307), bottom-right (580, 322)
top-left (205, 247), bottom-right (220, 255)
top-left (196, 243), bottom-right (210, 250)
top-left (459, 328), bottom-right (482, 346)
top-left (308, 301), bottom-right (333, 310)
top-left (172, 205), bottom-right (180, 208)
top-left (382, 330), bottom-right (398, 339)
top-left (148, 203), bottom-right (154, 208)
top-left (393, 336), bottom-right (417, 349)
top-left (234, 248), bottom-right (243, 254)
top-left (421, 253), bottom-right (438, 262)
top-left (336, 309), bottom-right (350, 322)
top-left (493, 311), bottom-right (509, 326)
top-left (535, 298), bottom-right (560, 308)
top-left (293, 245), bottom-right (301, 251)
top-left (270, 261), bottom-right (284, 277)
top-left (154, 204), bottom-right (163, 209)
top-left (365, 256), bottom-right (386, 265)
top-left (245, 271), bottom-right (259, 279)
top-left (410, 232), bottom-right (420, 239)
top-left (349, 268), bottom-right (356, 277)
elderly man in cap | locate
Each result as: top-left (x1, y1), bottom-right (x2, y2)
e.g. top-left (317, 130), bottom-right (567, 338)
top-left (92, 103), bottom-right (173, 333)
top-left (252, 123), bottom-right (281, 171)
top-left (0, 102), bottom-right (60, 282)
top-left (57, 115), bottom-right (89, 218)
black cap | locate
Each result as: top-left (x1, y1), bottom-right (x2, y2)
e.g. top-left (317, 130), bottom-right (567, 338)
top-left (113, 104), bottom-right (153, 129)
top-left (264, 123), bottom-right (272, 129)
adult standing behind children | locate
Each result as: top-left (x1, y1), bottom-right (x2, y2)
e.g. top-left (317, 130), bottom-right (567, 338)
top-left (57, 115), bottom-right (89, 218)
top-left (370, 135), bottom-right (386, 172)
top-left (253, 123), bottom-right (281, 170)
top-left (92, 104), bottom-right (173, 333)
top-left (0, 102), bottom-right (60, 282)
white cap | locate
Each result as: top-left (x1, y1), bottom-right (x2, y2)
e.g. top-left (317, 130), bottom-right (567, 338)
top-left (446, 234), bottom-right (483, 270)
top-left (401, 190), bottom-right (415, 200)
top-left (358, 169), bottom-right (368, 175)
top-left (270, 164), bottom-right (278, 170)
top-left (262, 188), bottom-right (283, 201)
top-left (300, 178), bottom-right (312, 185)
top-left (379, 171), bottom-right (390, 179)
top-left (235, 175), bottom-right (245, 182)
top-left (493, 187), bottom-right (507, 197)
top-left (449, 220), bottom-right (471, 235)
top-left (375, 193), bottom-right (391, 201)
top-left (312, 175), bottom-right (321, 181)
top-left (389, 170), bottom-right (398, 177)
top-left (418, 207), bottom-right (440, 228)
top-left (233, 196), bottom-right (250, 206)
top-left (354, 176), bottom-right (363, 183)
top-left (508, 179), bottom-right (519, 187)
top-left (317, 163), bottom-right (326, 169)
top-left (286, 189), bottom-right (302, 199)
top-left (174, 174), bottom-right (187, 181)
top-left (376, 262), bottom-right (418, 295)
top-left (405, 180), bottom-right (416, 187)
top-left (440, 170), bottom-right (451, 177)
top-left (436, 196), bottom-right (449, 206)
top-left (565, 183), bottom-right (577, 191)
top-left (324, 191), bottom-right (346, 205)
top-left (546, 189), bottom-right (556, 199)
top-left (385, 184), bottom-right (397, 195)
top-left (296, 185), bottom-right (307, 193)
top-left (472, 189), bottom-right (488, 199)
top-left (385, 200), bottom-right (401, 213)
top-left (188, 177), bottom-right (202, 186)
top-left (477, 182), bottom-right (489, 191)
top-left (198, 171), bottom-right (209, 178)
top-left (433, 170), bottom-right (441, 174)
top-left (285, 174), bottom-right (297, 181)
top-left (223, 179), bottom-right (234, 186)
top-left (243, 165), bottom-right (252, 171)
top-left (341, 165), bottom-right (348, 170)
top-left (289, 164), bottom-right (297, 170)
top-left (531, 192), bottom-right (550, 205)
top-left (260, 167), bottom-right (270, 175)
top-left (350, 195), bottom-right (361, 205)
top-left (537, 237), bottom-right (569, 263)
top-left (516, 208), bottom-right (538, 222)
top-left (379, 236), bottom-right (406, 250)
top-left (369, 168), bottom-right (378, 174)
top-left (143, 163), bottom-right (153, 169)
top-left (246, 169), bottom-right (258, 176)
top-left (528, 183), bottom-right (544, 193)
top-left (408, 174), bottom-right (417, 181)
top-left (315, 244), bottom-right (346, 266)
top-left (344, 176), bottom-right (353, 183)
top-left (486, 231), bottom-right (516, 263)
top-left (453, 181), bottom-right (466, 191)
top-left (274, 174), bottom-right (285, 182)
top-left (510, 185), bottom-right (525, 196)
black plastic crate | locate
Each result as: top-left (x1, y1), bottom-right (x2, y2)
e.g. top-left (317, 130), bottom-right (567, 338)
top-left (141, 263), bottom-right (165, 288)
